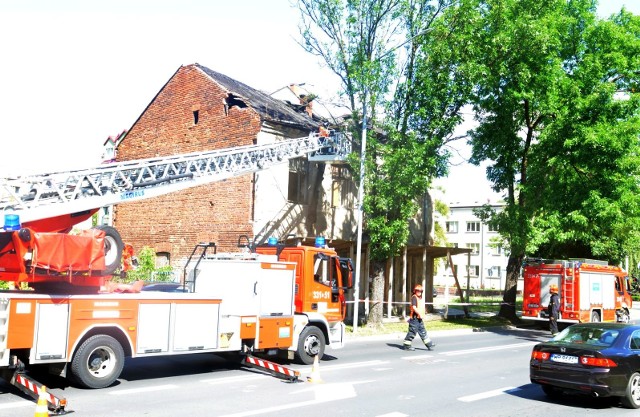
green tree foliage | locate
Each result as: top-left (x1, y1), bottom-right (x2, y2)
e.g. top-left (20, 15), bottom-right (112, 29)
top-left (297, 1), bottom-right (468, 324)
top-left (459, 0), bottom-right (640, 320)
top-left (126, 246), bottom-right (174, 283)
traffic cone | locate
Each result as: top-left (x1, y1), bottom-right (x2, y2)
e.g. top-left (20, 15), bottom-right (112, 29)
top-left (34, 386), bottom-right (49, 417)
top-left (307, 355), bottom-right (323, 384)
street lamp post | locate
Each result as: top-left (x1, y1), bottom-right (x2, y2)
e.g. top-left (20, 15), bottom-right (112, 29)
top-left (352, 90), bottom-right (368, 333)
top-left (349, 27), bottom-right (432, 333)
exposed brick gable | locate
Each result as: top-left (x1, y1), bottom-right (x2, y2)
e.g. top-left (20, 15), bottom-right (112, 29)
top-left (114, 65), bottom-right (263, 264)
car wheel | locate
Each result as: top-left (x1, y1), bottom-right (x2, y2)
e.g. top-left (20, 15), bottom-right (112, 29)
top-left (621, 372), bottom-right (640, 409)
top-left (295, 325), bottom-right (325, 365)
top-left (71, 334), bottom-right (125, 389)
top-left (541, 384), bottom-right (562, 400)
top-left (590, 311), bottom-right (601, 323)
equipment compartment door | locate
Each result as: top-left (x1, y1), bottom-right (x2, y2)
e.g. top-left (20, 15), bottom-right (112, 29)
top-left (539, 274), bottom-right (561, 307)
top-left (137, 304), bottom-right (171, 354)
top-left (172, 303), bottom-right (219, 351)
top-left (35, 303), bottom-right (69, 360)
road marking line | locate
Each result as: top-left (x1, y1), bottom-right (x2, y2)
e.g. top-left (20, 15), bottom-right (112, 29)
top-left (313, 359), bottom-right (388, 371)
top-left (441, 341), bottom-right (537, 356)
top-left (109, 384), bottom-right (178, 395)
top-left (202, 360), bottom-right (388, 385)
top-left (219, 382), bottom-right (361, 417)
top-left (458, 386), bottom-right (521, 402)
top-left (201, 375), bottom-right (265, 384)
top-left (0, 401), bottom-right (32, 410)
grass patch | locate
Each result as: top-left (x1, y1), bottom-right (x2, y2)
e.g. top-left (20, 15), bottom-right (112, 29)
top-left (346, 314), bottom-right (513, 337)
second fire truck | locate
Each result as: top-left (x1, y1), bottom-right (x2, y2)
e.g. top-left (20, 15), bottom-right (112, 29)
top-left (522, 258), bottom-right (633, 324)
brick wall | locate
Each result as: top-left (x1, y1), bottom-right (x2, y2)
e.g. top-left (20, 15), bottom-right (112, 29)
top-left (114, 65), bottom-right (262, 265)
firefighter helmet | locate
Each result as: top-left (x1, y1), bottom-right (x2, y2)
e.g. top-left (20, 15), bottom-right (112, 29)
top-left (549, 284), bottom-right (559, 293)
top-left (413, 284), bottom-right (423, 293)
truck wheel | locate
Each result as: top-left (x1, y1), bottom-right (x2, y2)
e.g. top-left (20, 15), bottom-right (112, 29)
top-left (590, 311), bottom-right (601, 323)
top-left (621, 372), bottom-right (640, 409)
top-left (95, 226), bottom-right (124, 276)
top-left (71, 335), bottom-right (125, 389)
top-left (296, 326), bottom-right (325, 365)
top-left (619, 310), bottom-right (631, 323)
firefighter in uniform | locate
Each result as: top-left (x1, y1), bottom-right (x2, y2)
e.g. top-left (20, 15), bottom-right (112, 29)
top-left (548, 284), bottom-right (560, 336)
top-left (402, 284), bottom-right (436, 351)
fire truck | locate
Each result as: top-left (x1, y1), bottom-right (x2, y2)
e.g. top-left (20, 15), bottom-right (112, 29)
top-left (0, 132), bottom-right (353, 412)
top-left (522, 259), bottom-right (633, 325)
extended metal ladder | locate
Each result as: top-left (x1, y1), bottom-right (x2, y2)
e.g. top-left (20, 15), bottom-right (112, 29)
top-left (0, 132), bottom-right (350, 224)
top-left (563, 261), bottom-right (576, 311)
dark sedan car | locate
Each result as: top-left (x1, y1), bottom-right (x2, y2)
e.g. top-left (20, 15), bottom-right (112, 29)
top-left (530, 322), bottom-right (640, 408)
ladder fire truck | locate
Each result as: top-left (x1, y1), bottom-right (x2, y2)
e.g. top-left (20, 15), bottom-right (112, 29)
top-left (0, 132), bottom-right (353, 413)
top-left (522, 258), bottom-right (633, 325)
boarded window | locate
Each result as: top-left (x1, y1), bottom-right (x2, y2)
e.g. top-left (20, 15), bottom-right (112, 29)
top-left (331, 166), bottom-right (355, 208)
top-left (288, 158), bottom-right (308, 204)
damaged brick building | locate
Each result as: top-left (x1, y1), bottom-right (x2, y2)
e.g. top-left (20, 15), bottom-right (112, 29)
top-left (114, 63), bottom-right (357, 267)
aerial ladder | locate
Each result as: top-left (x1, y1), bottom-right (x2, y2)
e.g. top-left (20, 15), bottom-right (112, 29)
top-left (0, 131), bottom-right (348, 413)
top-left (0, 131), bottom-right (350, 288)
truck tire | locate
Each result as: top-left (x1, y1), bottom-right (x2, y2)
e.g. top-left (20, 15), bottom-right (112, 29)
top-left (619, 309), bottom-right (631, 323)
top-left (590, 311), bottom-right (601, 323)
top-left (296, 326), bottom-right (325, 365)
top-left (95, 225), bottom-right (124, 276)
top-left (71, 334), bottom-right (125, 389)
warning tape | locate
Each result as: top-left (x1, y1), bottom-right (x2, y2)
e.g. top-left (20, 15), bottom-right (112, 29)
top-left (343, 300), bottom-right (517, 307)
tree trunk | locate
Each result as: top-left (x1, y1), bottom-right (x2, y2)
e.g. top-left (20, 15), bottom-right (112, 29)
top-left (498, 254), bottom-right (523, 322)
top-left (368, 259), bottom-right (386, 325)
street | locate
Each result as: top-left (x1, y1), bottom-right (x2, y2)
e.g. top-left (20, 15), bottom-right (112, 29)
top-left (1, 320), bottom-right (639, 417)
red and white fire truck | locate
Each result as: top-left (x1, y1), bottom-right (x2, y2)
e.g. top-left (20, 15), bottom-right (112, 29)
top-left (0, 132), bottom-right (353, 413)
top-left (522, 259), bottom-right (633, 324)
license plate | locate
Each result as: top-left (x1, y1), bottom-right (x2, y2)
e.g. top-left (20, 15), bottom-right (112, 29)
top-left (550, 353), bottom-right (578, 364)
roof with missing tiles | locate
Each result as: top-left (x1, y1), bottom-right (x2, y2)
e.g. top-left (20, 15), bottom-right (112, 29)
top-left (194, 63), bottom-right (319, 131)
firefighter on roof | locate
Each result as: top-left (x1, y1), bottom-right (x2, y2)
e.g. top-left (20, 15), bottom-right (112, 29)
top-left (402, 284), bottom-right (436, 351)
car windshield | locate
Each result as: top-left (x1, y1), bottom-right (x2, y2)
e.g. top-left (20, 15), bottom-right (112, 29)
top-left (552, 326), bottom-right (619, 347)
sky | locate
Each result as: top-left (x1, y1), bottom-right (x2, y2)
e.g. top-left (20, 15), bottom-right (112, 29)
top-left (1, 0), bottom-right (638, 202)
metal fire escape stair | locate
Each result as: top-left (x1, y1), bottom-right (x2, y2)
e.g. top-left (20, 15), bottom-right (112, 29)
top-left (0, 133), bottom-right (350, 224)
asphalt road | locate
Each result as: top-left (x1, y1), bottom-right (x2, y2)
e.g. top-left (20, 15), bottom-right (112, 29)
top-left (1, 306), bottom-right (640, 417)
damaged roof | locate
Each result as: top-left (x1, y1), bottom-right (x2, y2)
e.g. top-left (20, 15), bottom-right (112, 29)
top-left (194, 63), bottom-right (319, 131)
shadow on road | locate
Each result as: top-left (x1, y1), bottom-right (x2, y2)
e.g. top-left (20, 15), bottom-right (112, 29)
top-left (509, 383), bottom-right (623, 410)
